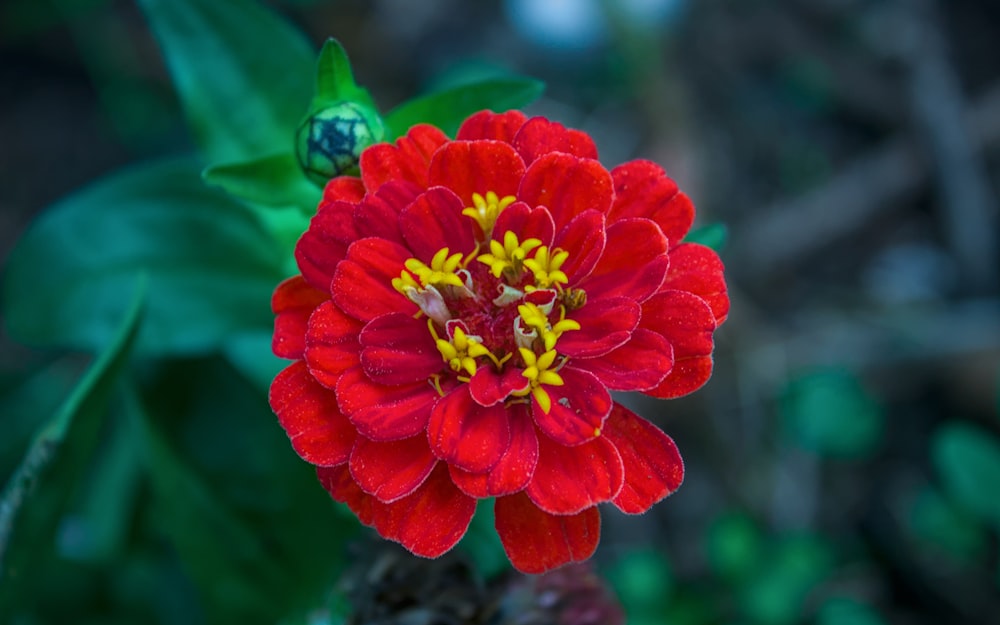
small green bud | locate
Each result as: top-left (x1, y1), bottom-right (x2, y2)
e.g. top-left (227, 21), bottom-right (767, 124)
top-left (295, 101), bottom-right (385, 185)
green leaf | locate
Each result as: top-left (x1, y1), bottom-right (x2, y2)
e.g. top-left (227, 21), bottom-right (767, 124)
top-left (0, 360), bottom-right (83, 478)
top-left (203, 151), bottom-right (321, 209)
top-left (135, 356), bottom-right (358, 623)
top-left (780, 368), bottom-right (883, 458)
top-left (313, 38), bottom-right (377, 110)
top-left (128, 386), bottom-right (285, 623)
top-left (3, 157), bottom-right (288, 355)
top-left (57, 408), bottom-right (143, 564)
top-left (0, 278), bottom-right (143, 616)
top-left (384, 77), bottom-right (545, 139)
top-left (136, 0), bottom-right (315, 164)
top-left (684, 223), bottom-right (728, 252)
top-left (223, 331), bottom-right (287, 392)
top-left (458, 499), bottom-right (509, 581)
top-left (932, 421), bottom-right (1000, 527)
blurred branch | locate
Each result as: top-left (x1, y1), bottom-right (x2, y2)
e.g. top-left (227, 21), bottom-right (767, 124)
top-left (901, 0), bottom-right (998, 292)
top-left (731, 82), bottom-right (1000, 280)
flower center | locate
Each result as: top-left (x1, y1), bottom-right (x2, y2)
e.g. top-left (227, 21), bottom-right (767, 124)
top-left (391, 190), bottom-right (587, 413)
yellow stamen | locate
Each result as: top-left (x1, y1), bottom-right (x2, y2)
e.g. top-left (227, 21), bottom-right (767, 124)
top-left (398, 247), bottom-right (465, 290)
top-left (511, 348), bottom-right (565, 414)
top-left (428, 374), bottom-right (446, 397)
top-left (391, 271), bottom-right (420, 294)
top-left (524, 246), bottom-right (570, 289)
top-left (476, 231), bottom-right (542, 279)
top-left (431, 321), bottom-right (492, 377)
top-left (516, 302), bottom-right (581, 351)
top-left (462, 191), bottom-right (517, 239)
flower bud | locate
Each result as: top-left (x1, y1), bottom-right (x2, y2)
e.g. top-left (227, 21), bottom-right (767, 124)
top-left (295, 101), bottom-right (385, 184)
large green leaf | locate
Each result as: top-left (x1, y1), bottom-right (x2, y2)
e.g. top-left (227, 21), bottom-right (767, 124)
top-left (383, 77), bottom-right (545, 139)
top-left (0, 279), bottom-right (143, 616)
top-left (202, 151), bottom-right (321, 209)
top-left (223, 330), bottom-right (286, 392)
top-left (136, 0), bottom-right (315, 164)
top-left (932, 421), bottom-right (1000, 527)
top-left (0, 360), bottom-right (83, 479)
top-left (128, 387), bottom-right (283, 623)
top-left (135, 356), bottom-right (359, 624)
top-left (56, 407), bottom-right (143, 564)
top-left (3, 158), bottom-right (288, 355)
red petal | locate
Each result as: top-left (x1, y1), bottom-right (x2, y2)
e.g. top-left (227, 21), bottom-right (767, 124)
top-left (353, 181), bottom-right (420, 245)
top-left (553, 209), bottom-right (606, 284)
top-left (579, 218), bottom-right (668, 302)
top-left (294, 200), bottom-right (357, 291)
top-left (526, 432), bottom-right (623, 515)
top-left (664, 243), bottom-right (729, 324)
top-left (493, 201), bottom-right (556, 248)
top-left (572, 328), bottom-right (673, 391)
top-left (531, 367), bottom-right (611, 446)
top-left (468, 366), bottom-right (530, 406)
top-left (270, 362), bottom-right (357, 466)
top-left (350, 434), bottom-right (437, 502)
top-left (400, 187), bottom-right (477, 260)
top-left (494, 492), bottom-right (600, 574)
top-left (316, 464), bottom-right (375, 525)
top-left (427, 140), bottom-right (525, 207)
top-left (640, 290), bottom-right (716, 398)
top-left (609, 160), bottom-right (693, 246)
top-left (519, 153), bottom-right (613, 230)
top-left (321, 176), bottom-right (366, 204)
top-left (512, 116), bottom-right (599, 165)
top-left (603, 403), bottom-right (684, 514)
top-left (304, 300), bottom-right (363, 388)
top-left (660, 192), bottom-right (696, 248)
top-left (359, 312), bottom-right (442, 385)
top-left (650, 357), bottom-right (714, 399)
top-left (427, 386), bottom-right (510, 473)
top-left (360, 124), bottom-right (448, 191)
top-left (558, 296), bottom-right (639, 358)
top-left (457, 109), bottom-right (528, 143)
top-left (272, 276), bottom-right (328, 359)
top-left (331, 238), bottom-right (417, 322)
top-left (371, 464), bottom-right (476, 558)
top-left (449, 403), bottom-right (537, 497)
top-left (335, 367), bottom-right (436, 440)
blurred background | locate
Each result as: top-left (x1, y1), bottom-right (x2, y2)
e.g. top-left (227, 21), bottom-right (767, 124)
top-left (2, 0), bottom-right (999, 624)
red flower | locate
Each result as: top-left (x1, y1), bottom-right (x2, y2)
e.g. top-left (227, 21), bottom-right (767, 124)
top-left (269, 110), bottom-right (728, 574)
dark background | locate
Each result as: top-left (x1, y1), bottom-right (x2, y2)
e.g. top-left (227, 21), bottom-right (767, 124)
top-left (2, 1), bottom-right (999, 623)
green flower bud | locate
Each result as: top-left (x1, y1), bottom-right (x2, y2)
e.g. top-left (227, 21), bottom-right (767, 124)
top-left (295, 101), bottom-right (385, 185)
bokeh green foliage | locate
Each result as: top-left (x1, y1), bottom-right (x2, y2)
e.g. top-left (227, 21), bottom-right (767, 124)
top-left (604, 364), bottom-right (1000, 625)
top-left (607, 514), bottom-right (884, 625)
top-left (780, 368), bottom-right (884, 459)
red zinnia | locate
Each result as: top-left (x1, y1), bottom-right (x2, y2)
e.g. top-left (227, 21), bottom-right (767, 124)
top-left (269, 110), bottom-right (728, 574)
